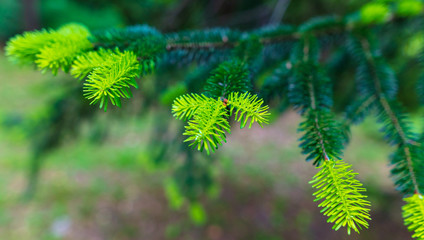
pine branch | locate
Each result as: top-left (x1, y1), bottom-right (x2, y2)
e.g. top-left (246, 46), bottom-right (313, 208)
top-left (162, 10), bottom-right (419, 53)
top-left (344, 95), bottom-right (376, 126)
top-left (233, 35), bottom-right (263, 62)
top-left (6, 23), bottom-right (92, 74)
top-left (83, 50), bottom-right (140, 111)
top-left (90, 25), bottom-right (165, 74)
top-left (290, 37), bottom-right (344, 165)
top-left (288, 36), bottom-right (370, 234)
top-left (350, 33), bottom-right (423, 195)
top-left (375, 78), bottom-right (421, 196)
top-left (310, 158), bottom-right (371, 235)
top-left (91, 25), bottom-right (165, 56)
top-left (260, 61), bottom-right (291, 103)
top-left (289, 37), bottom-right (332, 114)
top-left (227, 92), bottom-right (270, 128)
top-left (403, 193), bottom-right (424, 239)
top-left (342, 95), bottom-right (376, 143)
top-left (173, 92), bottom-right (270, 153)
top-left (7, 3), bottom-right (423, 71)
top-left (163, 16), bottom-right (343, 51)
top-left (71, 48), bottom-right (117, 80)
top-left (5, 2), bottom-right (424, 236)
top-left (182, 96), bottom-right (230, 155)
top-left (172, 93), bottom-right (211, 121)
top-left (203, 60), bottom-right (251, 98)
top-left (35, 24), bottom-right (92, 75)
top-left (5, 29), bottom-right (58, 64)
top-left (299, 110), bottom-right (345, 166)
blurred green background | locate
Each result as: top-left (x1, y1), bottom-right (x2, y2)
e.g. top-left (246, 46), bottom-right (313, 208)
top-left (0, 0), bottom-right (421, 239)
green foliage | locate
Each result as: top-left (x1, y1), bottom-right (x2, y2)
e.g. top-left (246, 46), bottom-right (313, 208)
top-left (344, 96), bottom-right (376, 126)
top-left (227, 92), bottom-right (270, 129)
top-left (40, 0), bottom-right (125, 29)
top-left (298, 15), bottom-right (344, 33)
top-left (204, 60), bottom-right (251, 98)
top-left (233, 35), bottom-right (263, 62)
top-left (166, 28), bottom-right (241, 46)
top-left (288, 37), bottom-right (333, 114)
top-left (347, 33), bottom-right (398, 100)
top-left (6, 23), bottom-right (92, 74)
top-left (342, 95), bottom-right (376, 142)
top-left (6, 2), bottom-right (424, 237)
top-left (172, 151), bottom-right (215, 201)
top-left (289, 62), bottom-right (333, 113)
top-left (360, 3), bottom-right (390, 24)
top-left (286, 33), bottom-right (371, 233)
top-left (298, 110), bottom-right (346, 166)
top-left (165, 28), bottom-right (241, 65)
top-left (83, 49), bottom-right (140, 111)
top-left (164, 178), bottom-right (185, 210)
top-left (71, 48), bottom-right (117, 80)
top-left (417, 49), bottom-right (424, 104)
top-left (403, 33), bottom-right (424, 57)
top-left (188, 202), bottom-right (207, 225)
top-left (288, 36), bottom-right (345, 166)
top-left (391, 143), bottom-right (424, 195)
top-left (260, 61), bottom-right (291, 103)
top-left (172, 93), bottom-right (211, 121)
top-left (91, 25), bottom-right (166, 74)
top-left (179, 95), bottom-right (230, 154)
top-left (310, 159), bottom-right (371, 235)
top-left (91, 25), bottom-right (165, 55)
top-left (347, 32), bottom-right (424, 196)
top-left (160, 83), bottom-right (188, 106)
top-left (0, 0), bottom-right (20, 40)
top-left (172, 92), bottom-right (269, 154)
top-left (6, 24), bottom-right (165, 112)
top-left (397, 0), bottom-right (423, 17)
top-left (5, 29), bottom-right (58, 65)
top-left (403, 194), bottom-right (424, 239)
top-left (345, 26), bottom-right (424, 237)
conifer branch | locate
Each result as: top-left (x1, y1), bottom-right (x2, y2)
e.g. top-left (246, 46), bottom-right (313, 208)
top-left (164, 19), bottom-right (339, 51)
top-left (227, 92), bottom-right (270, 128)
top-left (71, 49), bottom-right (117, 80)
top-left (173, 92), bottom-right (270, 154)
top-left (299, 110), bottom-right (345, 165)
top-left (203, 60), bottom-right (251, 99)
top-left (172, 94), bottom-right (211, 121)
top-left (183, 97), bottom-right (230, 155)
top-left (290, 37), bottom-right (343, 165)
top-left (289, 36), bottom-right (371, 233)
top-left (260, 61), bottom-right (291, 103)
top-left (6, 23), bottom-right (92, 74)
top-left (403, 193), bottom-right (424, 239)
top-left (310, 159), bottom-right (371, 235)
top-left (354, 35), bottom-right (422, 195)
top-left (344, 95), bottom-right (376, 126)
top-left (342, 95), bottom-right (376, 143)
top-left (5, 1), bottom-right (424, 236)
top-left (305, 58), bottom-right (330, 162)
top-left (163, 13), bottom-right (419, 52)
top-left (83, 50), bottom-right (140, 111)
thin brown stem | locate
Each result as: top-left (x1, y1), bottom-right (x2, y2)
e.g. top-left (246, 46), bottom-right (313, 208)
top-left (164, 14), bottom-right (415, 52)
top-left (303, 40), bottom-right (329, 161)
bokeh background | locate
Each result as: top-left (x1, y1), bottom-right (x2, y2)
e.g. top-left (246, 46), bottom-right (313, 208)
top-left (0, 0), bottom-right (422, 239)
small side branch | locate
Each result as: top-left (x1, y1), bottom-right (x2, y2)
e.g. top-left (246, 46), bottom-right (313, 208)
top-left (360, 37), bottom-right (421, 194)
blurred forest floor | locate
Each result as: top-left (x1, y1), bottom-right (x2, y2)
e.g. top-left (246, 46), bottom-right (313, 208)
top-left (0, 52), bottom-right (416, 239)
